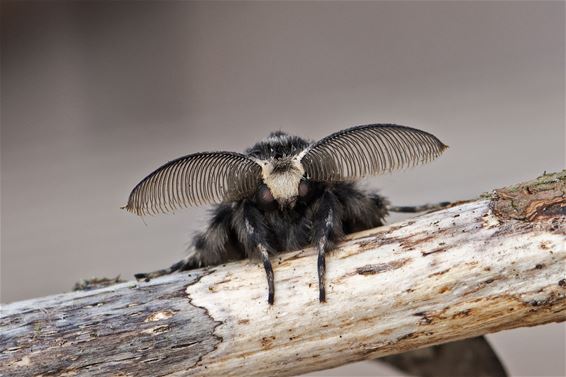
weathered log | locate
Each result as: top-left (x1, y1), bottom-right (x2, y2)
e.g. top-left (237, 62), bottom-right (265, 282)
top-left (1, 171), bottom-right (565, 377)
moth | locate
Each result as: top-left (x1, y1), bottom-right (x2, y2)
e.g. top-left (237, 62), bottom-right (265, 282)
top-left (124, 124), bottom-right (447, 304)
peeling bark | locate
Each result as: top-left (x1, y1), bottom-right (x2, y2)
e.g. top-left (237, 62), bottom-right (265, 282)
top-left (1, 171), bottom-right (565, 377)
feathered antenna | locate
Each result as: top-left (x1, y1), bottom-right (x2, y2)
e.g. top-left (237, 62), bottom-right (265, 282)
top-left (300, 124), bottom-right (447, 181)
top-left (123, 152), bottom-right (262, 216)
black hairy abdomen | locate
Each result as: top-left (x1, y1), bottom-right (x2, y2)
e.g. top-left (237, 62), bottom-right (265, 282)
top-left (187, 182), bottom-right (388, 267)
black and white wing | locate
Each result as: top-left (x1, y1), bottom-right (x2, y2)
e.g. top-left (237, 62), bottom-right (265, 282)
top-left (124, 152), bottom-right (263, 216)
top-left (300, 124), bottom-right (447, 182)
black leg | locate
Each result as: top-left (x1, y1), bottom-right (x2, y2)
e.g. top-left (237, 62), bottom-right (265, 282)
top-left (317, 242), bottom-right (326, 302)
top-left (241, 202), bottom-right (275, 305)
top-left (259, 244), bottom-right (275, 305)
top-left (313, 191), bottom-right (342, 303)
top-left (316, 210), bottom-right (333, 303)
top-left (134, 252), bottom-right (200, 281)
top-left (388, 201), bottom-right (451, 213)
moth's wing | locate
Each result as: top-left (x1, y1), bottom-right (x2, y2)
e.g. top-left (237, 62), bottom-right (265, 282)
top-left (299, 124), bottom-right (447, 182)
top-left (123, 152), bottom-right (263, 216)
top-left (378, 336), bottom-right (508, 377)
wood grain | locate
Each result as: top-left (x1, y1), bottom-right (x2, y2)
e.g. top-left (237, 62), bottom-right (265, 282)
top-left (1, 171), bottom-right (565, 377)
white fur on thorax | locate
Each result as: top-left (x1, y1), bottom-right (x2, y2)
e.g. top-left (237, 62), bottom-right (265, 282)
top-left (259, 157), bottom-right (305, 202)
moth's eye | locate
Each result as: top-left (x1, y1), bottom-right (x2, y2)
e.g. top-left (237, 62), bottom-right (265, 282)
top-left (259, 185), bottom-right (274, 203)
top-left (298, 181), bottom-right (309, 197)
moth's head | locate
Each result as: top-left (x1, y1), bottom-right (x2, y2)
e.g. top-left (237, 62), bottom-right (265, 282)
top-left (255, 155), bottom-right (308, 210)
top-left (246, 131), bottom-right (311, 161)
top-left (245, 131), bottom-right (313, 210)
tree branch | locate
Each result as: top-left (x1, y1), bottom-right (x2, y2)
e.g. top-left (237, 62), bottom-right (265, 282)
top-left (1, 171), bottom-right (565, 377)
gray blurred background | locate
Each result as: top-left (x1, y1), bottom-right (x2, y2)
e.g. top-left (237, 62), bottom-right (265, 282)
top-left (1, 1), bottom-right (564, 376)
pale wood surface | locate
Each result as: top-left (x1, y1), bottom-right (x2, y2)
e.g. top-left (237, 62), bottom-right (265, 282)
top-left (1, 172), bottom-right (565, 377)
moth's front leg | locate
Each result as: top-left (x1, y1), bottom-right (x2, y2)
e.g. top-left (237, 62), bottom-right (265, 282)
top-left (240, 202), bottom-right (275, 305)
top-left (313, 190), bottom-right (343, 302)
top-left (258, 243), bottom-right (275, 305)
